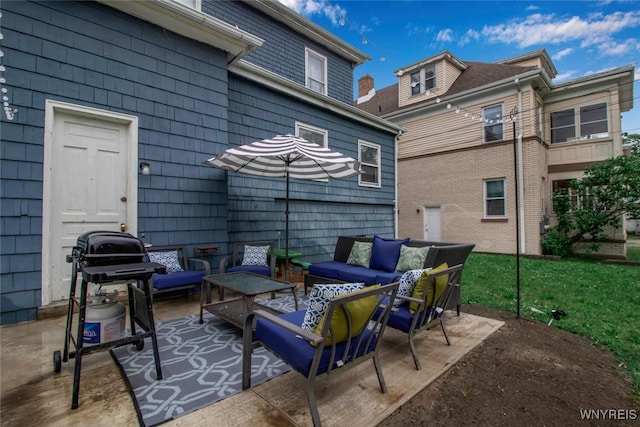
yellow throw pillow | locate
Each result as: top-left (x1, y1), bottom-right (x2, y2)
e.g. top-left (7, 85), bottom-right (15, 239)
top-left (409, 263), bottom-right (448, 314)
top-left (313, 285), bottom-right (380, 346)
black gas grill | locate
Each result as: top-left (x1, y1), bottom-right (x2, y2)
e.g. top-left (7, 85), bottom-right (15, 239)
top-left (56, 231), bottom-right (165, 409)
top-left (71, 230), bottom-right (148, 268)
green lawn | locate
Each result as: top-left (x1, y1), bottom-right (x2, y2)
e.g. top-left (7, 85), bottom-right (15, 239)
top-left (461, 252), bottom-right (640, 396)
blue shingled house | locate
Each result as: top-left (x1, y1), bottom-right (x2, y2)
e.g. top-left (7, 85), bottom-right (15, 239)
top-left (0, 0), bottom-right (401, 324)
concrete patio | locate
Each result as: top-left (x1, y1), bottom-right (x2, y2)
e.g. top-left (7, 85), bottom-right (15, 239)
top-left (1, 288), bottom-right (503, 426)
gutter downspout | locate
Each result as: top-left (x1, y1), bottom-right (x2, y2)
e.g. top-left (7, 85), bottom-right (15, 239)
top-left (394, 131), bottom-right (402, 238)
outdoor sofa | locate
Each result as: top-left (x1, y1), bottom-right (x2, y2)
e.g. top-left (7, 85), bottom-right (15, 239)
top-left (305, 235), bottom-right (475, 314)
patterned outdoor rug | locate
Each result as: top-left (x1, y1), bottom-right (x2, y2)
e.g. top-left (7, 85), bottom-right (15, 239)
top-left (110, 293), bottom-right (307, 427)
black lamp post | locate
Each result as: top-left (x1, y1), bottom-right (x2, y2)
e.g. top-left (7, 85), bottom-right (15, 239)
top-left (510, 107), bottom-right (521, 318)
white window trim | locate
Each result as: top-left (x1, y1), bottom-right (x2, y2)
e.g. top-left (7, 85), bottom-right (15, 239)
top-left (483, 178), bottom-right (507, 218)
top-left (172, 0), bottom-right (201, 11)
top-left (305, 48), bottom-right (327, 96)
top-left (296, 122), bottom-right (329, 182)
top-left (295, 122), bottom-right (328, 148)
top-left (358, 140), bottom-right (381, 188)
top-left (482, 104), bottom-right (504, 143)
top-left (410, 66), bottom-right (436, 96)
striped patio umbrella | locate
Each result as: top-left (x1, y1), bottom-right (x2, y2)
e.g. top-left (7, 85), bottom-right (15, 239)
top-left (205, 134), bottom-right (361, 281)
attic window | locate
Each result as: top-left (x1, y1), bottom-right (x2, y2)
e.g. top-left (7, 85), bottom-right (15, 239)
top-left (410, 66), bottom-right (435, 96)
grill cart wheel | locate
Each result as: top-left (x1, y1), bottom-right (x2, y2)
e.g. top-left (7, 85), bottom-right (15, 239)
top-left (53, 350), bottom-right (62, 373)
top-left (135, 339), bottom-right (144, 351)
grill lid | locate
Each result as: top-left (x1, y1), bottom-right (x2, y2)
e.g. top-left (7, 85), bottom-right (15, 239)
top-left (72, 231), bottom-right (147, 266)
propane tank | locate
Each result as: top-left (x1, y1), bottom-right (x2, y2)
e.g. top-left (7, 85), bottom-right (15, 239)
top-left (83, 290), bottom-right (126, 346)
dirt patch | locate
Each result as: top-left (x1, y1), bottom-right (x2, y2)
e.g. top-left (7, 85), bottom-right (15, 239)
top-left (380, 305), bottom-right (639, 426)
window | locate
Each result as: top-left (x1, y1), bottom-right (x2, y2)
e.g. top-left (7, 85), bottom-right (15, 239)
top-left (483, 104), bottom-right (504, 142)
top-left (295, 122), bottom-right (327, 147)
top-left (550, 103), bottom-right (609, 143)
top-left (409, 66), bottom-right (435, 96)
top-left (358, 141), bottom-right (380, 187)
top-left (550, 109), bottom-right (575, 143)
top-left (580, 103), bottom-right (608, 138)
top-left (173, 0), bottom-right (201, 9)
top-left (552, 179), bottom-right (579, 208)
top-left (305, 48), bottom-right (327, 95)
top-left (484, 179), bottom-right (506, 217)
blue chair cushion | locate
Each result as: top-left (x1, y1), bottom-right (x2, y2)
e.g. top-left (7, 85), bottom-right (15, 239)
top-left (227, 265), bottom-right (271, 276)
top-left (375, 303), bottom-right (434, 332)
top-left (152, 271), bottom-right (204, 290)
top-left (369, 236), bottom-right (410, 273)
top-left (255, 310), bottom-right (377, 378)
top-left (308, 261), bottom-right (346, 280)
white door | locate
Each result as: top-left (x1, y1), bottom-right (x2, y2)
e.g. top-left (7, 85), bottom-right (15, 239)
top-left (42, 101), bottom-right (138, 305)
top-left (423, 207), bottom-right (441, 242)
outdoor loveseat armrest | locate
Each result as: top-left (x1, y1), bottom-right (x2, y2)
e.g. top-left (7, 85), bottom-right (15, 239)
top-left (188, 257), bottom-right (211, 275)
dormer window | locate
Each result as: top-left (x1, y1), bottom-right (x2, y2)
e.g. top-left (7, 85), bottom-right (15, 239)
top-left (410, 66), bottom-right (435, 96)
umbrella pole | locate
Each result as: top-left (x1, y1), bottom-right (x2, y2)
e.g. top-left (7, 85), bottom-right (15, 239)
top-left (285, 163), bottom-right (290, 283)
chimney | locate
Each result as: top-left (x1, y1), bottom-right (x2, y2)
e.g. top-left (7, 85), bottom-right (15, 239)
top-left (358, 74), bottom-right (374, 98)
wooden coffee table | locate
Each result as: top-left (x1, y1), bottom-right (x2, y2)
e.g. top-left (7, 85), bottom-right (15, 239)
top-left (199, 272), bottom-right (298, 328)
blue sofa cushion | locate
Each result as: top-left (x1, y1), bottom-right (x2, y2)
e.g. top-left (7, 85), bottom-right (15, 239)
top-left (227, 265), bottom-right (271, 276)
top-left (256, 310), bottom-right (377, 378)
top-left (308, 261), bottom-right (346, 280)
top-left (369, 236), bottom-right (410, 273)
top-left (152, 270), bottom-right (203, 290)
top-left (337, 265), bottom-right (379, 285)
top-left (375, 271), bottom-right (402, 284)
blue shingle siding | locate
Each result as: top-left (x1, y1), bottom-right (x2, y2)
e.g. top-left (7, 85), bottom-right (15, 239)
top-left (0, 1), bottom-right (231, 323)
top-left (224, 74), bottom-right (396, 256)
top-left (206, 1), bottom-right (355, 104)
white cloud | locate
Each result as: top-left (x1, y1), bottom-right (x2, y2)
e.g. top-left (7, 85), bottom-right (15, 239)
top-left (554, 70), bottom-right (578, 82)
top-left (525, 5), bottom-right (540, 11)
top-left (459, 29), bottom-right (480, 46)
top-left (552, 47), bottom-right (573, 60)
top-left (277, 0), bottom-right (346, 26)
top-left (481, 10), bottom-right (640, 56)
top-left (406, 22), bottom-right (432, 37)
top-left (436, 28), bottom-right (454, 43)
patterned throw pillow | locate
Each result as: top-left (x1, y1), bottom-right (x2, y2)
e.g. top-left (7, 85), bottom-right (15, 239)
top-left (346, 241), bottom-right (372, 267)
top-left (301, 282), bottom-right (365, 331)
top-left (241, 245), bottom-right (269, 266)
top-left (395, 268), bottom-right (431, 307)
top-left (148, 250), bottom-right (183, 274)
top-left (395, 245), bottom-right (430, 272)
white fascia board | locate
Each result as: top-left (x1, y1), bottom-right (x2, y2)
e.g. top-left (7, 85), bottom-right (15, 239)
top-left (230, 59), bottom-right (403, 135)
top-left (246, 0), bottom-right (370, 65)
top-left (96, 0), bottom-right (263, 63)
top-left (549, 66), bottom-right (634, 111)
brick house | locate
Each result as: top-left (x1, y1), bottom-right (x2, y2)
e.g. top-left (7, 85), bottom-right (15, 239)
top-left (0, 0), bottom-right (401, 324)
top-left (356, 49), bottom-right (634, 257)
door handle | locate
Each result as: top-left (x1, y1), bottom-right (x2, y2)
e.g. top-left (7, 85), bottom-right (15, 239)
top-left (120, 223), bottom-right (127, 232)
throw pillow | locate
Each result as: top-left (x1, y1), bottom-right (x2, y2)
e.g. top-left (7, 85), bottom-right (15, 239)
top-left (313, 285), bottom-right (380, 346)
top-left (409, 262), bottom-right (449, 314)
top-left (346, 241), bottom-right (372, 267)
top-left (241, 245), bottom-right (270, 266)
top-left (395, 268), bottom-right (431, 307)
top-left (148, 250), bottom-right (183, 274)
top-left (395, 245), bottom-right (430, 272)
top-left (301, 282), bottom-right (365, 331)
top-left (369, 235), bottom-right (410, 273)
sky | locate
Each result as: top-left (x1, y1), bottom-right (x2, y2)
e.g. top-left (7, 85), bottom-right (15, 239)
top-left (277, 0), bottom-right (640, 136)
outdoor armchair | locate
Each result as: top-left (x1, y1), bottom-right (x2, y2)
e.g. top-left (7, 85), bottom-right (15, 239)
top-left (381, 263), bottom-right (463, 370)
top-left (242, 282), bottom-right (400, 427)
top-left (219, 241), bottom-right (277, 278)
top-left (145, 244), bottom-right (210, 297)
